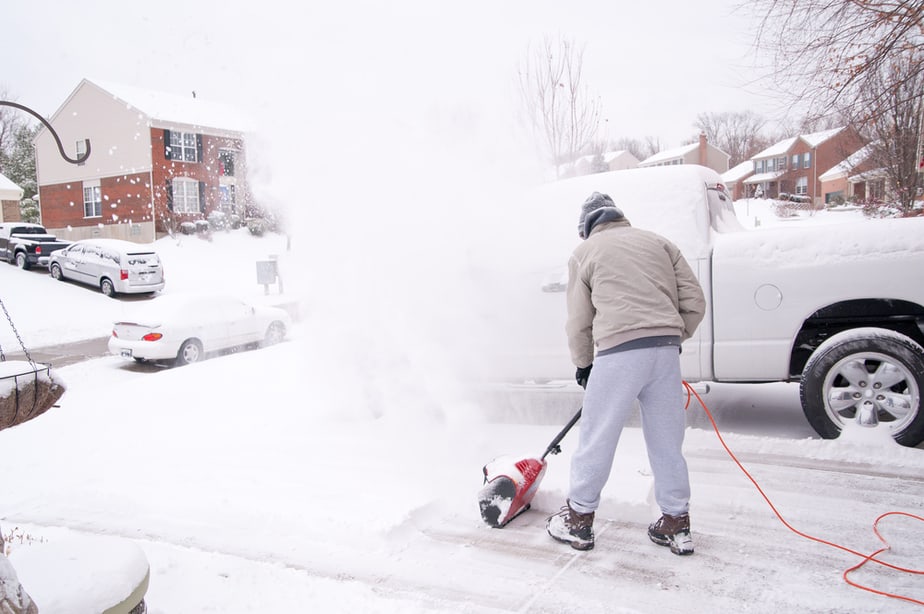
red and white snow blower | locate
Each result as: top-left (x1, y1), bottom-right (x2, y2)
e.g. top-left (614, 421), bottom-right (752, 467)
top-left (478, 408), bottom-right (582, 528)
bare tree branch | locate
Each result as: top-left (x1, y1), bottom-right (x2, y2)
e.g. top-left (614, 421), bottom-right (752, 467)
top-left (693, 111), bottom-right (770, 166)
top-left (517, 36), bottom-right (602, 177)
top-left (755, 0), bottom-right (924, 120)
top-left (0, 88), bottom-right (26, 175)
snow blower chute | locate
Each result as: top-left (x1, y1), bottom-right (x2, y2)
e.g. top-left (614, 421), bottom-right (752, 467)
top-left (478, 408), bottom-right (582, 528)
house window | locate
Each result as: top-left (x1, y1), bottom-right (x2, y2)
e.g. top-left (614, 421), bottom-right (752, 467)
top-left (791, 154), bottom-right (799, 167)
top-left (869, 179), bottom-right (885, 200)
top-left (219, 184), bottom-right (236, 211)
top-left (83, 184), bottom-right (102, 217)
top-left (76, 140), bottom-right (87, 160)
top-left (775, 156), bottom-right (787, 171)
top-left (803, 152), bottom-right (812, 168)
top-left (172, 178), bottom-right (200, 213)
top-left (218, 150), bottom-right (236, 176)
top-left (168, 131), bottom-right (199, 162)
top-left (795, 176), bottom-right (808, 195)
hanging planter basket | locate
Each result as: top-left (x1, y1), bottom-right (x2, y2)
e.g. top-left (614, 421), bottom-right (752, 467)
top-left (1, 294), bottom-right (66, 432)
top-left (0, 360), bottom-right (66, 431)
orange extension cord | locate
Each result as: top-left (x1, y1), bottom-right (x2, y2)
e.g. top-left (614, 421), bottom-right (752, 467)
top-left (681, 381), bottom-right (924, 607)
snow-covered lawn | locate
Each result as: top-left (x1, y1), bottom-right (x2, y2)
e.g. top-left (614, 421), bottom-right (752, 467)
top-left (0, 203), bottom-right (922, 613)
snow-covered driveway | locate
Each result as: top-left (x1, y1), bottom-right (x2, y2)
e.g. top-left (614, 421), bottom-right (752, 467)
top-left (1, 348), bottom-right (921, 613)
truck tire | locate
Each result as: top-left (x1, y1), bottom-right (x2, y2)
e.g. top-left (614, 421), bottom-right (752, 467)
top-left (800, 327), bottom-right (924, 447)
top-left (15, 252), bottom-right (30, 270)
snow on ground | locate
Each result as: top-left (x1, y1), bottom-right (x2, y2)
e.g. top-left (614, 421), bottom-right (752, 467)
top-left (0, 202), bottom-right (922, 613)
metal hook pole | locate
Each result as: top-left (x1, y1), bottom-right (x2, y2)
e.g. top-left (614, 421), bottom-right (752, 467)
top-left (0, 100), bottom-right (91, 165)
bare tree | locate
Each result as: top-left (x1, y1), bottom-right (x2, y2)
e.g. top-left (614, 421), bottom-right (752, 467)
top-left (755, 0), bottom-right (924, 122)
top-left (852, 53), bottom-right (924, 214)
top-left (611, 136), bottom-right (659, 163)
top-left (693, 111), bottom-right (770, 167)
top-left (517, 36), bottom-right (602, 178)
top-left (0, 88), bottom-right (27, 175)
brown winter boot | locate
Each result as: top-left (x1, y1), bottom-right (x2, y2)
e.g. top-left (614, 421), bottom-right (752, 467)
top-left (547, 500), bottom-right (595, 550)
top-left (648, 513), bottom-right (694, 555)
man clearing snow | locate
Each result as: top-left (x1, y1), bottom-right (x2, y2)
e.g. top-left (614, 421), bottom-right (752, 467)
top-left (547, 192), bottom-right (706, 554)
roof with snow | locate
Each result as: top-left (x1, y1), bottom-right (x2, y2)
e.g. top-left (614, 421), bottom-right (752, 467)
top-left (721, 160), bottom-right (754, 183)
top-left (802, 127), bottom-right (844, 147)
top-left (85, 79), bottom-right (254, 133)
top-left (0, 172), bottom-right (23, 200)
top-left (848, 167), bottom-right (889, 182)
top-left (575, 150), bottom-right (635, 164)
top-left (751, 127), bottom-right (845, 160)
top-left (751, 137), bottom-right (797, 159)
top-left (819, 144), bottom-right (874, 181)
top-left (743, 170), bottom-right (785, 184)
top-left (641, 142), bottom-right (699, 165)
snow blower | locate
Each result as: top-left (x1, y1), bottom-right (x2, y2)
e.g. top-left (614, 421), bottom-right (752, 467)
top-left (478, 407), bottom-right (582, 528)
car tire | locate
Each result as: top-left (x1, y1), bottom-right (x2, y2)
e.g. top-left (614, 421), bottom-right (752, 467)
top-left (15, 252), bottom-right (29, 270)
top-left (799, 327), bottom-right (924, 447)
top-left (50, 263), bottom-right (64, 281)
top-left (100, 278), bottom-right (117, 298)
top-left (175, 339), bottom-right (203, 366)
top-left (262, 321), bottom-right (286, 347)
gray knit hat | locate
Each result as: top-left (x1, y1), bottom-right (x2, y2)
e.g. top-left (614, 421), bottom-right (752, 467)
top-left (578, 192), bottom-right (624, 238)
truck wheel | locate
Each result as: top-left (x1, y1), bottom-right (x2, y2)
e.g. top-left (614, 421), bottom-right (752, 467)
top-left (800, 327), bottom-right (924, 447)
top-left (15, 252), bottom-right (30, 270)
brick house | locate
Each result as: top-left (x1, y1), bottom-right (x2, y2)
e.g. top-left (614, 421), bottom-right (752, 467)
top-left (0, 172), bottom-right (23, 223)
top-left (34, 79), bottom-right (255, 243)
top-left (818, 144), bottom-right (889, 204)
top-left (743, 127), bottom-right (866, 205)
top-left (639, 133), bottom-right (730, 175)
top-left (721, 160), bottom-right (755, 201)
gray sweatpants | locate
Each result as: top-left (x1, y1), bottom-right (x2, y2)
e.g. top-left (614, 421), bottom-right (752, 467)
top-left (568, 346), bottom-right (691, 516)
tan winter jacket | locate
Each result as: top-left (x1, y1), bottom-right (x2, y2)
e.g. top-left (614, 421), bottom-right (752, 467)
top-left (565, 219), bottom-right (706, 368)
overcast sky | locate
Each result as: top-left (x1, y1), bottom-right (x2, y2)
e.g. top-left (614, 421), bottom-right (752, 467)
top-left (3, 0), bottom-right (774, 151)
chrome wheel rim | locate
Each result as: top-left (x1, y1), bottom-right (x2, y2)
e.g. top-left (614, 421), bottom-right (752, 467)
top-left (822, 351), bottom-right (919, 434)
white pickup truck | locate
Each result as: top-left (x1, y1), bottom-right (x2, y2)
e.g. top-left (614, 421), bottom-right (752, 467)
top-left (505, 164), bottom-right (924, 447)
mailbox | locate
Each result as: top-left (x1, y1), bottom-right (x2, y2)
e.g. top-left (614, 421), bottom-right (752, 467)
top-left (256, 260), bottom-right (277, 285)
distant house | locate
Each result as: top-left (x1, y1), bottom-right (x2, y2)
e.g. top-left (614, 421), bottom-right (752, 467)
top-left (743, 127), bottom-right (866, 205)
top-left (639, 133), bottom-right (730, 175)
top-left (721, 160), bottom-right (755, 201)
top-left (571, 150), bottom-right (640, 176)
top-left (33, 79), bottom-right (255, 243)
top-left (0, 172), bottom-right (23, 223)
top-left (818, 144), bottom-right (887, 204)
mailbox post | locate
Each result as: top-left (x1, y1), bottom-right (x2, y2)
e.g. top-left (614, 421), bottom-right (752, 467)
top-left (256, 255), bottom-right (282, 295)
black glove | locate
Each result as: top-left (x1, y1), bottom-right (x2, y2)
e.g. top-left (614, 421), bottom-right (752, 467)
top-left (575, 364), bottom-right (592, 389)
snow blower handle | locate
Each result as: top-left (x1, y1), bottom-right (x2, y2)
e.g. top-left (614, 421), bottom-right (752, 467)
top-left (541, 407), bottom-right (582, 460)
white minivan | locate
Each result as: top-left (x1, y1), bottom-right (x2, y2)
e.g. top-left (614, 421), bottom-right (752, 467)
top-left (48, 238), bottom-right (165, 297)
